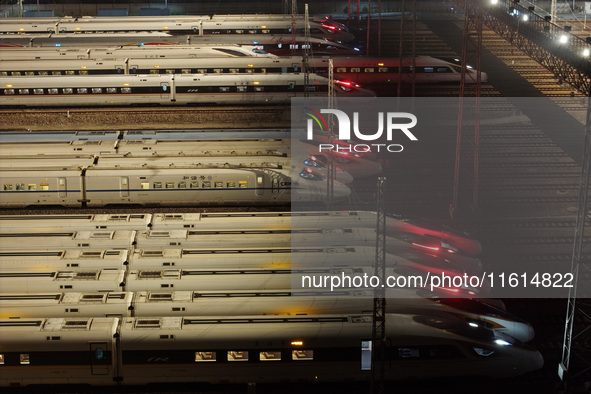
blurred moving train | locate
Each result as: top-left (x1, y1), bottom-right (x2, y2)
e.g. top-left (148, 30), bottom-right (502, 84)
top-left (0, 14), bottom-right (355, 42)
top-left (0, 313), bottom-right (543, 387)
top-left (0, 35), bottom-right (359, 56)
top-left (0, 290), bottom-right (535, 342)
top-left (0, 55), bottom-right (487, 84)
top-left (0, 72), bottom-right (375, 107)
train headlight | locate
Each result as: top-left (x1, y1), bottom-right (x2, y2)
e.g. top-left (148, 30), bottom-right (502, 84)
top-left (494, 339), bottom-right (512, 346)
top-left (559, 34), bottom-right (568, 44)
top-left (584, 48), bottom-right (590, 57)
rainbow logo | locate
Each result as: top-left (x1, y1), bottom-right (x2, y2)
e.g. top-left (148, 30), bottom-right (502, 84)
top-left (304, 107), bottom-right (328, 132)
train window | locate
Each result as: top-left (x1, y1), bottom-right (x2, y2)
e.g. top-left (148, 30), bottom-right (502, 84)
top-left (40, 183), bottom-right (49, 191)
top-left (229, 68), bottom-right (239, 73)
top-left (153, 182), bottom-right (162, 189)
top-left (336, 67), bottom-right (346, 73)
top-left (202, 181), bottom-right (211, 188)
top-left (63, 88), bottom-right (73, 94)
top-left (423, 67), bottom-right (434, 73)
top-left (25, 71), bottom-right (34, 76)
top-left (38, 71), bottom-right (48, 76)
top-left (364, 68), bottom-right (375, 73)
top-left (4, 89), bottom-right (14, 95)
top-left (254, 86), bottom-right (264, 92)
top-left (260, 351), bottom-right (281, 361)
top-left (178, 181), bottom-right (187, 189)
top-left (378, 67), bottom-right (388, 73)
top-left (214, 181), bottom-right (223, 188)
top-left (122, 88), bottom-right (132, 94)
top-left (166, 182), bottom-right (174, 189)
top-left (140, 182), bottom-right (150, 189)
top-left (11, 71), bottom-right (21, 76)
top-left (257, 177), bottom-right (263, 185)
top-left (351, 67), bottom-right (361, 72)
top-left (237, 85), bottom-right (247, 92)
top-left (227, 181), bottom-right (235, 188)
top-left (190, 181), bottom-right (199, 189)
top-left (27, 184), bottom-right (37, 191)
top-left (19, 354), bottom-right (30, 365)
top-left (52, 71), bottom-right (62, 76)
top-left (16, 183), bottom-right (25, 191)
top-left (219, 87), bottom-right (230, 92)
top-left (235, 30), bottom-right (244, 34)
top-left (65, 70), bottom-right (75, 75)
top-left (305, 86), bottom-right (317, 92)
top-left (79, 70), bottom-right (88, 75)
top-left (228, 351), bottom-right (248, 361)
top-left (3, 184), bottom-right (12, 190)
top-left (181, 69), bottom-right (191, 74)
top-left (77, 88), bottom-right (88, 94)
top-left (0, 354), bottom-right (4, 364)
top-left (149, 70), bottom-right (159, 74)
top-left (90, 232), bottom-right (113, 239)
top-left (91, 88), bottom-right (102, 94)
top-left (288, 83), bottom-right (295, 90)
top-left (135, 319), bottom-right (161, 328)
top-left (239, 181), bottom-right (248, 188)
top-left (33, 89), bottom-right (44, 95)
top-left (195, 352), bottom-right (216, 362)
top-left (197, 68), bottom-right (207, 73)
top-left (292, 350), bottom-right (313, 360)
top-left (0, 72), bottom-right (6, 76)
top-left (48, 88), bottom-right (59, 94)
top-left (162, 84), bottom-right (168, 92)
top-left (166, 69), bottom-right (175, 74)
top-left (106, 88), bottom-right (116, 94)
top-left (18, 89), bottom-right (29, 95)
top-left (436, 67), bottom-right (453, 73)
top-left (398, 347), bottom-right (420, 358)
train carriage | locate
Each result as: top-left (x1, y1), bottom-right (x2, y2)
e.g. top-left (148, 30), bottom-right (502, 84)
top-left (0, 314), bottom-right (543, 387)
top-left (0, 249), bottom-right (128, 270)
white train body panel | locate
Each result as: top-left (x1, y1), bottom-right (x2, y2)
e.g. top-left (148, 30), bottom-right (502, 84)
top-left (0, 269), bottom-right (125, 293)
top-left (0, 292), bottom-right (132, 319)
top-left (0, 214), bottom-right (152, 232)
top-left (0, 249), bottom-right (128, 270)
top-left (0, 230), bottom-right (136, 251)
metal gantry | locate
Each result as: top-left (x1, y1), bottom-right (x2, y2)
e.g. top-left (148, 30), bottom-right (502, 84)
top-left (326, 58), bottom-right (335, 209)
top-left (558, 91), bottom-right (591, 386)
top-left (371, 177), bottom-right (387, 394)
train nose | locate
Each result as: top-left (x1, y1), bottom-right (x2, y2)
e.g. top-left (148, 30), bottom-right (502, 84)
top-left (333, 180), bottom-right (352, 201)
top-left (480, 71), bottom-right (489, 83)
top-left (334, 168), bottom-right (354, 184)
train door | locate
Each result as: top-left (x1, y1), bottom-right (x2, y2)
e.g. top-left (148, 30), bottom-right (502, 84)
top-left (58, 177), bottom-right (67, 198)
top-left (161, 77), bottom-right (175, 102)
top-left (89, 342), bottom-right (110, 375)
top-left (120, 177), bottom-right (129, 197)
top-left (288, 81), bottom-right (296, 97)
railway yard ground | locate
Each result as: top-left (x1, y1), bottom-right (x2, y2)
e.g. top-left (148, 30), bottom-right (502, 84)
top-left (2, 10), bottom-right (591, 394)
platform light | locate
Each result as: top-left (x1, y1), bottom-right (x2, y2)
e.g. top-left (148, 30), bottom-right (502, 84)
top-left (5, 84), bottom-right (12, 88)
top-left (522, 14), bottom-right (529, 22)
top-left (490, 0), bottom-right (499, 4)
top-left (291, 341), bottom-right (304, 346)
top-left (559, 34), bottom-right (568, 44)
top-left (584, 48), bottom-right (590, 57)
top-left (253, 81), bottom-right (260, 85)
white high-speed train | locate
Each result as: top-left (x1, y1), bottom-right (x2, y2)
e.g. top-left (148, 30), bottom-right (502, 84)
top-left (0, 44), bottom-right (273, 60)
top-left (0, 290), bottom-right (535, 342)
top-left (0, 14), bottom-right (355, 42)
top-left (0, 73), bottom-right (374, 107)
top-left (0, 313), bottom-right (543, 387)
top-left (0, 55), bottom-right (487, 84)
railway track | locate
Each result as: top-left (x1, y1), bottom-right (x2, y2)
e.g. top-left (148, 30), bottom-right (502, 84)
top-left (0, 106), bottom-right (291, 131)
